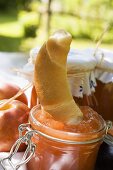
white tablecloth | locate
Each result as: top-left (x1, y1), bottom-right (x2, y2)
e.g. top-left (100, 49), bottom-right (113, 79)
top-left (0, 152), bottom-right (27, 170)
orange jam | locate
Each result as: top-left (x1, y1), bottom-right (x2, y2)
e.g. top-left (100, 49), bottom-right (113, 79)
top-left (73, 94), bottom-right (98, 112)
top-left (95, 80), bottom-right (113, 121)
top-left (27, 105), bottom-right (106, 170)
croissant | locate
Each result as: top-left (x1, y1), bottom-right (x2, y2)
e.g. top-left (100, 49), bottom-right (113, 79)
top-left (34, 30), bottom-right (83, 124)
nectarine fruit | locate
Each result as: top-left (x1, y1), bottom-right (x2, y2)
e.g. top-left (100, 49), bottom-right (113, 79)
top-left (0, 99), bottom-right (29, 152)
top-left (0, 81), bottom-right (28, 105)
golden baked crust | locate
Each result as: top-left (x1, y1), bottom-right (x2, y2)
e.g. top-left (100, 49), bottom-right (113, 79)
top-left (34, 30), bottom-right (83, 124)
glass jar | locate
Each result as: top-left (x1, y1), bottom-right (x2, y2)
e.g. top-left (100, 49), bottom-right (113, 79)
top-left (0, 106), bottom-right (113, 170)
top-left (26, 105), bottom-right (106, 170)
top-left (20, 48), bottom-right (98, 110)
top-left (94, 48), bottom-right (113, 120)
top-left (67, 49), bottom-right (97, 110)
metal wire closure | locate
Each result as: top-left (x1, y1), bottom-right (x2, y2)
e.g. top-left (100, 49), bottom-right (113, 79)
top-left (105, 120), bottom-right (113, 134)
top-left (104, 120), bottom-right (113, 146)
top-left (0, 123), bottom-right (36, 170)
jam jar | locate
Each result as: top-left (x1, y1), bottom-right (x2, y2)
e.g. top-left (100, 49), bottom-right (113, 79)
top-left (0, 105), bottom-right (106, 170)
top-left (94, 48), bottom-right (113, 121)
top-left (19, 48), bottom-right (98, 110)
top-left (27, 105), bottom-right (106, 170)
top-left (67, 49), bottom-right (97, 110)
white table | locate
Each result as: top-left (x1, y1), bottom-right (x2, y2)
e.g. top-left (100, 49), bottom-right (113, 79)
top-left (0, 152), bottom-right (27, 170)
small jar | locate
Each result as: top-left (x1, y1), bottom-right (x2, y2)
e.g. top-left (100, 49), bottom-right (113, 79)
top-left (25, 105), bottom-right (106, 170)
top-left (94, 48), bottom-right (113, 120)
top-left (67, 49), bottom-right (97, 110)
top-left (19, 48), bottom-right (98, 110)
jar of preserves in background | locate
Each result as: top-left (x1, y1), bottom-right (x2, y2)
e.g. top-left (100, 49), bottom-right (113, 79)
top-left (19, 48), bottom-right (98, 111)
top-left (94, 49), bottom-right (113, 121)
top-left (67, 49), bottom-right (97, 110)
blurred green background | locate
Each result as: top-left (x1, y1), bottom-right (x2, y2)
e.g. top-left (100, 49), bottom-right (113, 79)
top-left (0, 0), bottom-right (113, 52)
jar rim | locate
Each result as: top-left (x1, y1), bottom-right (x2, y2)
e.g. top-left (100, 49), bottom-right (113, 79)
top-left (29, 105), bottom-right (106, 144)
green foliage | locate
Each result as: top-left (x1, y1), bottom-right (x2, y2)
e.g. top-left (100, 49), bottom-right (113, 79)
top-left (45, 0), bottom-right (113, 44)
top-left (24, 25), bottom-right (37, 38)
top-left (18, 11), bottom-right (39, 38)
top-left (0, 0), bottom-right (34, 11)
top-left (0, 0), bottom-right (16, 11)
top-left (0, 36), bottom-right (22, 52)
top-left (0, 0), bottom-right (113, 51)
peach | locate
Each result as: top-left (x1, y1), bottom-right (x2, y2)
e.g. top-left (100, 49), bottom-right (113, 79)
top-left (0, 99), bottom-right (29, 152)
top-left (0, 81), bottom-right (28, 105)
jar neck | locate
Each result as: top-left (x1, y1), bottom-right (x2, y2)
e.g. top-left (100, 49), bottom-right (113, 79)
top-left (32, 128), bottom-right (105, 145)
top-left (29, 106), bottom-right (106, 145)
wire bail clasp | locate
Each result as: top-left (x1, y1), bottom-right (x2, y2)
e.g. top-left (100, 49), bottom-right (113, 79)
top-left (103, 121), bottom-right (113, 146)
top-left (0, 123), bottom-right (36, 170)
top-left (105, 120), bottom-right (113, 134)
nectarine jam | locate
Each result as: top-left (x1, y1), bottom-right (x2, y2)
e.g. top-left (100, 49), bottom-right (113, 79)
top-left (93, 48), bottom-right (113, 120)
top-left (24, 48), bottom-right (97, 110)
top-left (67, 49), bottom-right (97, 111)
top-left (27, 105), bottom-right (106, 170)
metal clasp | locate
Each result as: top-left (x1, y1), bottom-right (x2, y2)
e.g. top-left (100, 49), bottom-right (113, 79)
top-left (105, 120), bottom-right (112, 134)
top-left (104, 120), bottom-right (113, 146)
top-left (0, 123), bottom-right (37, 170)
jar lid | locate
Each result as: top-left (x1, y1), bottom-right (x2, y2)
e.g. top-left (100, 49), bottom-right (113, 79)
top-left (79, 48), bottom-right (113, 70)
top-left (18, 47), bottom-right (97, 97)
top-left (94, 48), bottom-right (113, 83)
top-left (67, 49), bottom-right (97, 97)
top-left (95, 48), bottom-right (113, 71)
top-left (67, 49), bottom-right (97, 74)
top-left (28, 47), bottom-right (113, 72)
top-left (30, 48), bottom-right (97, 72)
